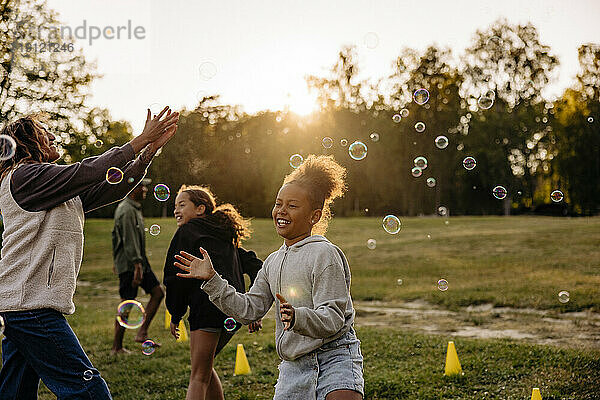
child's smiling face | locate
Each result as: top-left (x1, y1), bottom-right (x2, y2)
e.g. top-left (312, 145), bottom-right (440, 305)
top-left (174, 191), bottom-right (205, 227)
top-left (272, 183), bottom-right (321, 246)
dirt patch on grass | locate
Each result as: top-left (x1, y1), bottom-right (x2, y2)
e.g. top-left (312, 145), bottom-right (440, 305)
top-left (354, 300), bottom-right (600, 349)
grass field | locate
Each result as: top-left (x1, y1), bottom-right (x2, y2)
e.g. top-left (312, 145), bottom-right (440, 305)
top-left (3, 216), bottom-right (600, 399)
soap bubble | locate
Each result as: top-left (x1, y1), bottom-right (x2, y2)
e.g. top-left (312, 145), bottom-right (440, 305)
top-left (437, 279), bottom-right (448, 291)
top-left (427, 234), bottom-right (431, 239)
top-left (198, 61), bottom-right (217, 80)
top-left (400, 109), bottom-right (409, 118)
top-left (413, 89), bottom-right (430, 105)
top-left (153, 184), bottom-right (170, 201)
top-left (426, 177), bottom-right (436, 187)
top-left (127, 177), bottom-right (135, 184)
top-left (415, 122), bottom-right (426, 133)
top-left (444, 220), bottom-right (449, 225)
top-left (438, 206), bottom-right (448, 216)
top-left (116, 300), bottom-right (145, 329)
top-left (396, 279), bottom-right (403, 286)
top-left (587, 117), bottom-right (593, 123)
top-left (83, 370), bottom-right (93, 381)
top-left (363, 32), bottom-right (379, 49)
top-left (94, 140), bottom-right (103, 148)
top-left (392, 114), bottom-right (402, 123)
top-left (289, 154), bottom-right (303, 168)
top-left (224, 317), bottom-right (237, 332)
top-left (411, 167), bottom-right (422, 178)
top-left (413, 156), bottom-right (428, 169)
top-left (349, 141), bottom-right (368, 160)
top-left (435, 135), bottom-right (449, 149)
top-left (492, 185), bottom-right (508, 200)
top-left (550, 190), bottom-right (564, 202)
top-left (558, 291), bottom-right (570, 304)
top-left (382, 215), bottom-right (401, 234)
top-left (478, 95), bottom-right (494, 110)
top-left (106, 167), bottom-right (123, 185)
top-left (463, 156), bottom-right (477, 170)
top-left (149, 224), bottom-right (160, 236)
top-left (340, 139), bottom-right (348, 147)
top-left (366, 238), bottom-right (377, 250)
top-left (370, 132), bottom-right (380, 142)
top-left (322, 137), bottom-right (333, 149)
top-left (142, 340), bottom-right (156, 356)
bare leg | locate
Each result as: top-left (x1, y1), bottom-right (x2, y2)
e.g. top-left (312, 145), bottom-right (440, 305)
top-left (205, 368), bottom-right (224, 400)
top-left (187, 330), bottom-right (220, 400)
top-left (326, 390), bottom-right (363, 400)
top-left (136, 285), bottom-right (164, 343)
top-left (111, 299), bottom-right (131, 355)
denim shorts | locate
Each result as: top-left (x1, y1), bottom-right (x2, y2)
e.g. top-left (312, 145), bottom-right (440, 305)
top-left (0, 308), bottom-right (112, 399)
top-left (274, 326), bottom-right (364, 400)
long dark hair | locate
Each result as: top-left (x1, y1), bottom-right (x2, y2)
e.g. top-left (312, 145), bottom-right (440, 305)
top-left (0, 114), bottom-right (52, 180)
top-left (178, 185), bottom-right (252, 246)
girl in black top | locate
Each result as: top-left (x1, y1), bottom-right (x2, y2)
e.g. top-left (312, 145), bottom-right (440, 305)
top-left (163, 185), bottom-right (262, 400)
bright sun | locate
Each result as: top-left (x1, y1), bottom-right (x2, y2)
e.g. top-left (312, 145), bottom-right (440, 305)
top-left (283, 90), bottom-right (319, 116)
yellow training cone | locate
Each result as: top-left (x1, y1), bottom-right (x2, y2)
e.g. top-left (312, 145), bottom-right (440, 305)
top-left (234, 344), bottom-right (251, 375)
top-left (531, 388), bottom-right (542, 400)
top-left (176, 319), bottom-right (188, 343)
top-left (164, 309), bottom-right (171, 329)
top-left (444, 341), bottom-right (462, 376)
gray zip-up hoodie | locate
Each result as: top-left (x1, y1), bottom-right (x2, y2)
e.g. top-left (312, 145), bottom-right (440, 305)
top-left (201, 235), bottom-right (355, 361)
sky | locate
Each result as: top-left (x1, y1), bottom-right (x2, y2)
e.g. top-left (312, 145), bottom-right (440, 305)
top-left (44, 0), bottom-right (600, 135)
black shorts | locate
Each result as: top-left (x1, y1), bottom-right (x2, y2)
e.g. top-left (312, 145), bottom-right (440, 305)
top-left (119, 269), bottom-right (160, 300)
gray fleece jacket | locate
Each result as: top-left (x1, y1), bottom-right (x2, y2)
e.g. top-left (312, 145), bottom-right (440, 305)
top-left (201, 235), bottom-right (356, 361)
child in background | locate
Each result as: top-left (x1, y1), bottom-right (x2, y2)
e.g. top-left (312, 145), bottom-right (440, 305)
top-left (163, 185), bottom-right (262, 400)
top-left (174, 155), bottom-right (364, 400)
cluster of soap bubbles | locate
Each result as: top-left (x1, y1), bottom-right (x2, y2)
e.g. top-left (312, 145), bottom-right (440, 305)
top-left (224, 317), bottom-right (237, 332)
top-left (116, 300), bottom-right (145, 329)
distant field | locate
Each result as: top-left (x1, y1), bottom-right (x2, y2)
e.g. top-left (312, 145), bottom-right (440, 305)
top-left (2, 216), bottom-right (599, 399)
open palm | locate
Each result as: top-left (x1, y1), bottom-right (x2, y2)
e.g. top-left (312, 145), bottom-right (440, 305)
top-left (174, 247), bottom-right (216, 280)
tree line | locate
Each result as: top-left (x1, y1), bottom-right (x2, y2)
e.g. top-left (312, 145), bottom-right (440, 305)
top-left (1, 0), bottom-right (598, 218)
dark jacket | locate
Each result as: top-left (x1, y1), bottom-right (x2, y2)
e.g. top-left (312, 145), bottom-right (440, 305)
top-left (163, 216), bottom-right (262, 328)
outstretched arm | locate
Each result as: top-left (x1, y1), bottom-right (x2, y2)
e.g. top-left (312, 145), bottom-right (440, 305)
top-left (175, 248), bottom-right (274, 324)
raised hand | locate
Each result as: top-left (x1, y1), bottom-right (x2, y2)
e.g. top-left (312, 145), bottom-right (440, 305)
top-left (174, 247), bottom-right (217, 280)
top-left (276, 293), bottom-right (295, 331)
top-left (248, 319), bottom-right (263, 333)
top-left (130, 107), bottom-right (179, 153)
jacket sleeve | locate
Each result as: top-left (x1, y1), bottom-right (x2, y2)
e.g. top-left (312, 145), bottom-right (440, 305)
top-left (11, 144), bottom-right (135, 212)
top-left (201, 265), bottom-right (274, 325)
top-left (79, 154), bottom-right (152, 212)
top-left (238, 247), bottom-right (263, 286)
top-left (119, 210), bottom-right (143, 265)
top-left (290, 263), bottom-right (348, 339)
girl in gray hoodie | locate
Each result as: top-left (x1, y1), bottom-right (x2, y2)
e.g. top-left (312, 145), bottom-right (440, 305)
top-left (174, 155), bottom-right (364, 400)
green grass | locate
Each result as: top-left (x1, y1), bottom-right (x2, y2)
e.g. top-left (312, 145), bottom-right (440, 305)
top-left (2, 216), bottom-right (599, 399)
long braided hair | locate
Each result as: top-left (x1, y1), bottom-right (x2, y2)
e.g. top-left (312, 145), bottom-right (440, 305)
top-left (0, 114), bottom-right (52, 180)
top-left (177, 185), bottom-right (252, 246)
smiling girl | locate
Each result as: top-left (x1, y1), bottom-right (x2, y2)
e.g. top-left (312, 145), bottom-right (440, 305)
top-left (163, 185), bottom-right (263, 400)
top-left (174, 155), bottom-right (364, 400)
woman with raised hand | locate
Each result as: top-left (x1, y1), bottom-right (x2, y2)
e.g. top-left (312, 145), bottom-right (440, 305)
top-left (0, 107), bottom-right (178, 399)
